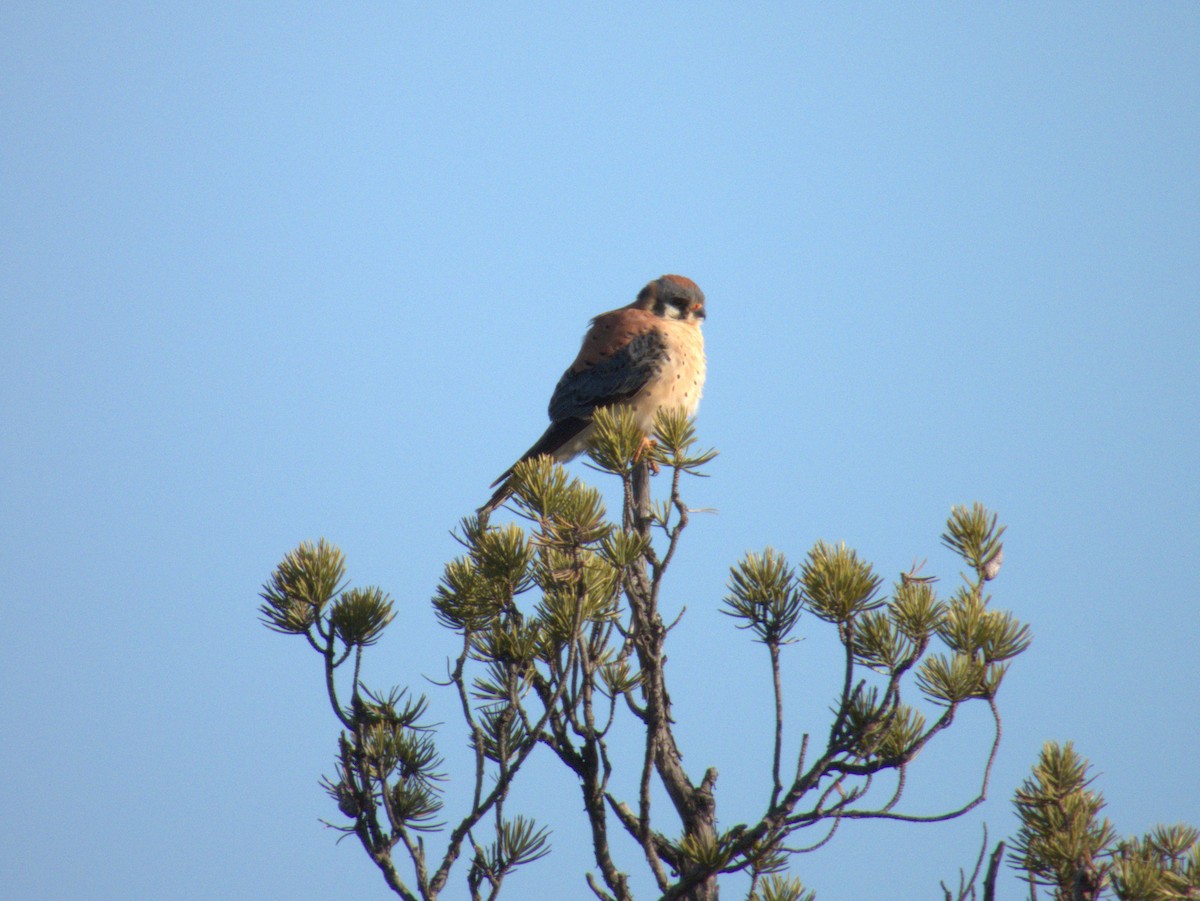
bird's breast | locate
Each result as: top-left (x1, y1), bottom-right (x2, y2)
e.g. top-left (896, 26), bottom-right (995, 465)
top-left (626, 323), bottom-right (706, 433)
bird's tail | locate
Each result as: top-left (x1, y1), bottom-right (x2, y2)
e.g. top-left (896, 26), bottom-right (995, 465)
top-left (477, 477), bottom-right (514, 520)
top-left (477, 418), bottom-right (591, 519)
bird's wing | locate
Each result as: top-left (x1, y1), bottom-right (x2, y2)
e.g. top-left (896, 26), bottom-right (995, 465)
top-left (547, 326), bottom-right (668, 422)
top-left (483, 317), bottom-right (668, 502)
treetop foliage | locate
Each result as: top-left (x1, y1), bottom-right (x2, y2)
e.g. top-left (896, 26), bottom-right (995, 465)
top-left (259, 411), bottom-right (1193, 901)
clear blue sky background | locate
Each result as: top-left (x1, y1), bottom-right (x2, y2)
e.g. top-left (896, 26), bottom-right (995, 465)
top-left (3, 5), bottom-right (1197, 900)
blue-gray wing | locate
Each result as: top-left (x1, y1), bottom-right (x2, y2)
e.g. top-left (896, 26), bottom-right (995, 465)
top-left (547, 329), bottom-right (668, 422)
top-left (480, 324), bottom-right (669, 511)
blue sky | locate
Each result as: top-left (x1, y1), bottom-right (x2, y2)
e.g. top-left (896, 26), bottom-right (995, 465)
top-left (3, 4), bottom-right (1197, 899)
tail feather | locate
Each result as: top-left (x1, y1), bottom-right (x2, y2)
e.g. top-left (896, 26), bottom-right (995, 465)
top-left (478, 480), bottom-right (514, 518)
top-left (478, 417), bottom-right (591, 517)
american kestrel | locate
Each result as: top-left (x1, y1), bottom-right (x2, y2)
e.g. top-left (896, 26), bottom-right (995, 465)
top-left (480, 274), bottom-right (707, 515)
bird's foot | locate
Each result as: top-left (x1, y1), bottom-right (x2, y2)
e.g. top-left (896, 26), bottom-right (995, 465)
top-left (634, 436), bottom-right (661, 475)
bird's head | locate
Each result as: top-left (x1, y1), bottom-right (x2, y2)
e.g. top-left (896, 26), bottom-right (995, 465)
top-left (634, 274), bottom-right (706, 322)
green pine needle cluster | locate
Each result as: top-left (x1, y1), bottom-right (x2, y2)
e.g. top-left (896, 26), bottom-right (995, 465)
top-left (470, 815), bottom-right (553, 884)
top-left (800, 541), bottom-right (885, 624)
top-left (331, 586), bottom-right (395, 647)
top-left (582, 405), bottom-right (718, 478)
top-left (259, 539), bottom-right (397, 648)
top-left (942, 502), bottom-right (1006, 584)
top-left (259, 541), bottom-right (446, 852)
top-left (649, 406), bottom-right (719, 475)
top-left (1111, 825), bottom-right (1200, 900)
top-left (586, 405), bottom-right (647, 474)
top-left (722, 504), bottom-right (1029, 753)
top-left (841, 686), bottom-right (927, 760)
top-left (722, 548), bottom-right (804, 645)
top-left (259, 538), bottom-right (348, 634)
top-left (750, 874), bottom-right (817, 901)
top-left (1010, 741), bottom-right (1200, 900)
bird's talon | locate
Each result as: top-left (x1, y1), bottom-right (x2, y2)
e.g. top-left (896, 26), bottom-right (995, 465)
top-left (634, 436), bottom-right (661, 474)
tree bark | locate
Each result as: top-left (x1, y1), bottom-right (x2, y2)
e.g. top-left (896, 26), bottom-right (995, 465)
top-left (630, 462), bottom-right (720, 901)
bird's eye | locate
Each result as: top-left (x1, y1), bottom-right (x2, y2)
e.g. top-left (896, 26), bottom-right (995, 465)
top-left (657, 295), bottom-right (697, 319)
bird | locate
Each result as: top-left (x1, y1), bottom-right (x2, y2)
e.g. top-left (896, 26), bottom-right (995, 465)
top-left (479, 274), bottom-right (707, 516)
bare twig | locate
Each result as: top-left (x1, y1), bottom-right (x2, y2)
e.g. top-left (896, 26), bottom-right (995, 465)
top-left (769, 642), bottom-right (785, 809)
top-left (983, 840), bottom-right (1005, 901)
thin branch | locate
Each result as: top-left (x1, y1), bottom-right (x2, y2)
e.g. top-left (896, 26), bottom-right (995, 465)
top-left (769, 641), bottom-right (785, 809)
top-left (322, 631), bottom-right (353, 729)
top-left (825, 702), bottom-right (959, 777)
top-left (883, 764), bottom-right (907, 813)
top-left (983, 841), bottom-right (1006, 901)
top-left (304, 628), bottom-right (326, 655)
top-left (369, 849), bottom-right (422, 901)
top-left (427, 619), bottom-right (581, 897)
top-left (638, 726), bottom-right (670, 891)
top-left (604, 794), bottom-right (677, 868)
top-left (451, 632), bottom-right (488, 813)
top-left (832, 697), bottom-right (1002, 823)
top-left (794, 733), bottom-right (809, 783)
top-left (394, 828), bottom-right (430, 896)
top-left (786, 814), bottom-right (842, 854)
top-left (942, 824), bottom-right (991, 901)
top-left (652, 463), bottom-right (690, 589)
top-left (587, 871), bottom-right (618, 901)
top-left (826, 622), bottom-right (858, 750)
